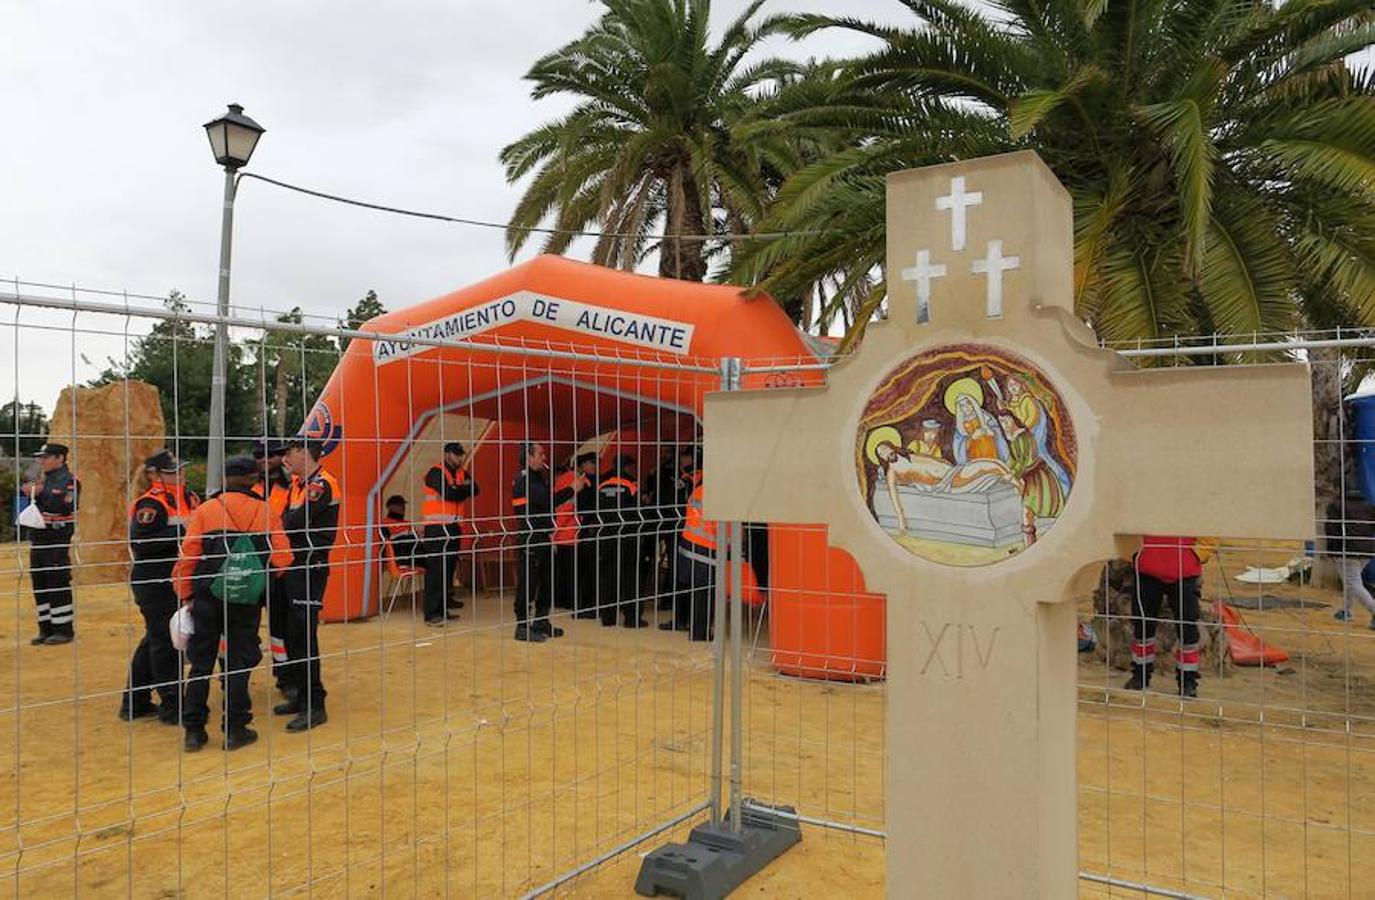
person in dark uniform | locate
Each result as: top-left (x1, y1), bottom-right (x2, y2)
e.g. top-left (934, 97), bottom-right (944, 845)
top-left (380, 495), bottom-right (420, 566)
top-left (598, 455), bottom-right (646, 628)
top-left (253, 440), bottom-right (295, 699)
top-left (511, 442), bottom-right (585, 642)
top-left (22, 443), bottom-right (80, 645)
top-left (658, 448), bottom-right (699, 627)
top-left (639, 447), bottom-right (675, 607)
top-left (420, 442), bottom-right (478, 626)
top-left (173, 456), bottom-right (293, 752)
top-left (664, 467), bottom-right (715, 641)
top-left (121, 450), bottom-right (200, 723)
top-left (274, 438), bottom-right (340, 732)
top-left (572, 452), bottom-right (601, 620)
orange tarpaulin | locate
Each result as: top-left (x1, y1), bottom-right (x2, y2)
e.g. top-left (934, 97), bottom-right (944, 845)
top-left (301, 255), bottom-right (824, 622)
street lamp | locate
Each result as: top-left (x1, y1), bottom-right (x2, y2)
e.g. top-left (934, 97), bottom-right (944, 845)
top-left (202, 103), bottom-right (265, 494)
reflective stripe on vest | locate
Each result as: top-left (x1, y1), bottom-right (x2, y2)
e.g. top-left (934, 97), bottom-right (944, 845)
top-left (677, 542), bottom-right (716, 566)
top-left (422, 465), bottom-right (467, 523)
top-left (681, 480), bottom-right (715, 550)
top-left (601, 476), bottom-right (638, 496)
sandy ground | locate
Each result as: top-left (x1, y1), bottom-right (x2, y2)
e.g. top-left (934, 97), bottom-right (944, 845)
top-left (0, 542), bottom-right (1372, 898)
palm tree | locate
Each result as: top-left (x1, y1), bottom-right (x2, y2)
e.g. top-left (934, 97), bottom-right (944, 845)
top-left (732, 0), bottom-right (1374, 351)
top-left (500, 0), bottom-right (805, 281)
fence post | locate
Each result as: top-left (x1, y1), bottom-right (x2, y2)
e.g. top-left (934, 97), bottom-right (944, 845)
top-left (710, 356), bottom-right (739, 825)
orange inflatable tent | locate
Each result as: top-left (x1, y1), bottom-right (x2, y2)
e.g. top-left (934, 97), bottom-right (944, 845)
top-left (304, 255), bottom-right (885, 680)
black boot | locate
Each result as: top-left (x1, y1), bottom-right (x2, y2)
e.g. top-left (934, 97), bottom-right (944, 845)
top-left (1177, 670), bottom-right (1198, 698)
top-left (286, 708), bottom-right (327, 732)
top-left (514, 624), bottom-right (548, 643)
top-left (273, 698), bottom-right (300, 716)
top-left (224, 726), bottom-right (259, 751)
top-left (184, 728), bottom-right (208, 752)
top-left (1123, 662), bottom-right (1153, 691)
top-left (532, 619), bottom-right (564, 638)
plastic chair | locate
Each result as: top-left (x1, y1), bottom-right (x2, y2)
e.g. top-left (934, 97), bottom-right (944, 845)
top-left (381, 538), bottom-right (425, 621)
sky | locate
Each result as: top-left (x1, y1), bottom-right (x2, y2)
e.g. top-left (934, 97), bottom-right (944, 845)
top-left (3, 2), bottom-right (1370, 413)
top-left (0, 0), bottom-right (899, 411)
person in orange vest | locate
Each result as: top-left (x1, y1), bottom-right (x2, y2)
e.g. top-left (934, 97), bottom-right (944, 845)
top-left (380, 494), bottom-right (419, 566)
top-left (1126, 536), bottom-right (1216, 697)
top-left (512, 442), bottom-right (586, 642)
top-left (572, 452), bottom-right (601, 619)
top-left (121, 450), bottom-right (200, 723)
top-left (663, 464), bottom-right (714, 641)
top-left (273, 438), bottom-right (341, 732)
top-left (253, 440), bottom-right (295, 698)
top-left (598, 455), bottom-right (646, 628)
top-left (173, 455), bottom-right (293, 752)
top-left (550, 459), bottom-right (581, 611)
top-left (421, 442), bottom-right (478, 627)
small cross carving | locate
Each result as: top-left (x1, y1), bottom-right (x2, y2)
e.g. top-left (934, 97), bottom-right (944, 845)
top-left (970, 239), bottom-right (1020, 318)
top-left (935, 175), bottom-right (983, 251)
top-left (900, 249), bottom-right (946, 324)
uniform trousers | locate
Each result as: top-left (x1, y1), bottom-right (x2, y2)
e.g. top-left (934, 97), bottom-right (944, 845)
top-left (125, 581), bottom-right (180, 714)
top-left (422, 523), bottom-right (463, 622)
top-left (29, 529), bottom-right (74, 637)
top-left (514, 538), bottom-right (553, 627)
top-left (183, 599), bottom-right (262, 731)
top-left (1130, 573), bottom-right (1201, 669)
top-left (599, 536), bottom-right (642, 626)
top-left (675, 546), bottom-right (716, 641)
top-left (284, 568), bottom-right (329, 711)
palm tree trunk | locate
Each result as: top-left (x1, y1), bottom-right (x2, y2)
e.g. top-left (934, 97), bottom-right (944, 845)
top-left (659, 163), bottom-right (708, 282)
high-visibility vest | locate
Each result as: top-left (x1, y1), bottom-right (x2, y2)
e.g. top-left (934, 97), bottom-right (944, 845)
top-left (680, 474), bottom-right (715, 552)
top-left (383, 518), bottom-right (416, 539)
top-left (552, 470), bottom-right (579, 546)
top-left (422, 465), bottom-right (468, 524)
top-left (252, 479), bottom-right (293, 519)
top-left (128, 484), bottom-right (198, 527)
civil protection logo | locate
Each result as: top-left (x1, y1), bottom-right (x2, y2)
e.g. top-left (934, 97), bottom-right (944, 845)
top-left (301, 401), bottom-right (343, 458)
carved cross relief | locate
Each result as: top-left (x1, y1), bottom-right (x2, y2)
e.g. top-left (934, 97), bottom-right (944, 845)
top-left (703, 151), bottom-right (1314, 897)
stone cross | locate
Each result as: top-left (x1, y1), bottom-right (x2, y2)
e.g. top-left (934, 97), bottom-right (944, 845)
top-left (704, 151), bottom-right (1314, 897)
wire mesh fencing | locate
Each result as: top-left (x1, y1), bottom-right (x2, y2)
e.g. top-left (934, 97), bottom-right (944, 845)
top-left (3, 277), bottom-right (1375, 899)
top-left (0, 283), bottom-right (736, 897)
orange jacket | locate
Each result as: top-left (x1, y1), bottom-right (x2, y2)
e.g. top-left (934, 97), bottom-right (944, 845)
top-left (552, 470), bottom-right (579, 546)
top-left (680, 472), bottom-right (715, 551)
top-left (173, 488), bottom-right (293, 602)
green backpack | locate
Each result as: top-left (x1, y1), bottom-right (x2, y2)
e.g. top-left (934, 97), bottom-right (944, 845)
top-left (211, 533), bottom-right (268, 605)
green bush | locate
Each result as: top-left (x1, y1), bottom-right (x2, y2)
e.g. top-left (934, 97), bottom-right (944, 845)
top-left (0, 464), bottom-right (16, 543)
top-left (183, 460), bottom-right (208, 498)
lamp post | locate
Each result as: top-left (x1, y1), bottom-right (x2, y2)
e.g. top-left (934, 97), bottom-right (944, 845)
top-left (202, 103), bottom-right (265, 494)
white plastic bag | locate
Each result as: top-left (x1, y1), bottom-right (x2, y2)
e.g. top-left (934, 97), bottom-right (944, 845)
top-left (169, 605), bottom-right (194, 651)
top-left (17, 502), bottom-right (44, 530)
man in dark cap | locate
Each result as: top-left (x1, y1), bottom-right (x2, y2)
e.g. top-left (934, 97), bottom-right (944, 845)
top-left (174, 455), bottom-right (292, 751)
top-left (21, 443), bottom-right (80, 644)
top-left (511, 442), bottom-right (586, 641)
top-left (274, 437), bottom-right (340, 732)
top-left (253, 440), bottom-right (295, 698)
top-left (420, 441), bottom-right (479, 626)
top-left (598, 454), bottom-right (646, 628)
top-left (121, 450), bottom-right (199, 722)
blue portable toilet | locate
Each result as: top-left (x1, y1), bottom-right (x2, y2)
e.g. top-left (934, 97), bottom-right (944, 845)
top-left (1344, 390), bottom-right (1375, 504)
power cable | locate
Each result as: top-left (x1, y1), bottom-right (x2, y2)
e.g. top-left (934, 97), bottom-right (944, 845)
top-left (238, 172), bottom-right (833, 242)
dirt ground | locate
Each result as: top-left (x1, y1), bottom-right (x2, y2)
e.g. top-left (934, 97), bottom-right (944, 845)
top-left (1, 542), bottom-right (1373, 898)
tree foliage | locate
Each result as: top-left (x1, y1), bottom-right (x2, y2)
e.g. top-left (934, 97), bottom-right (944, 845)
top-left (0, 400), bottom-right (48, 457)
top-left (500, 0), bottom-right (808, 282)
top-left (92, 291), bottom-right (258, 457)
top-left (729, 0), bottom-right (1374, 348)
